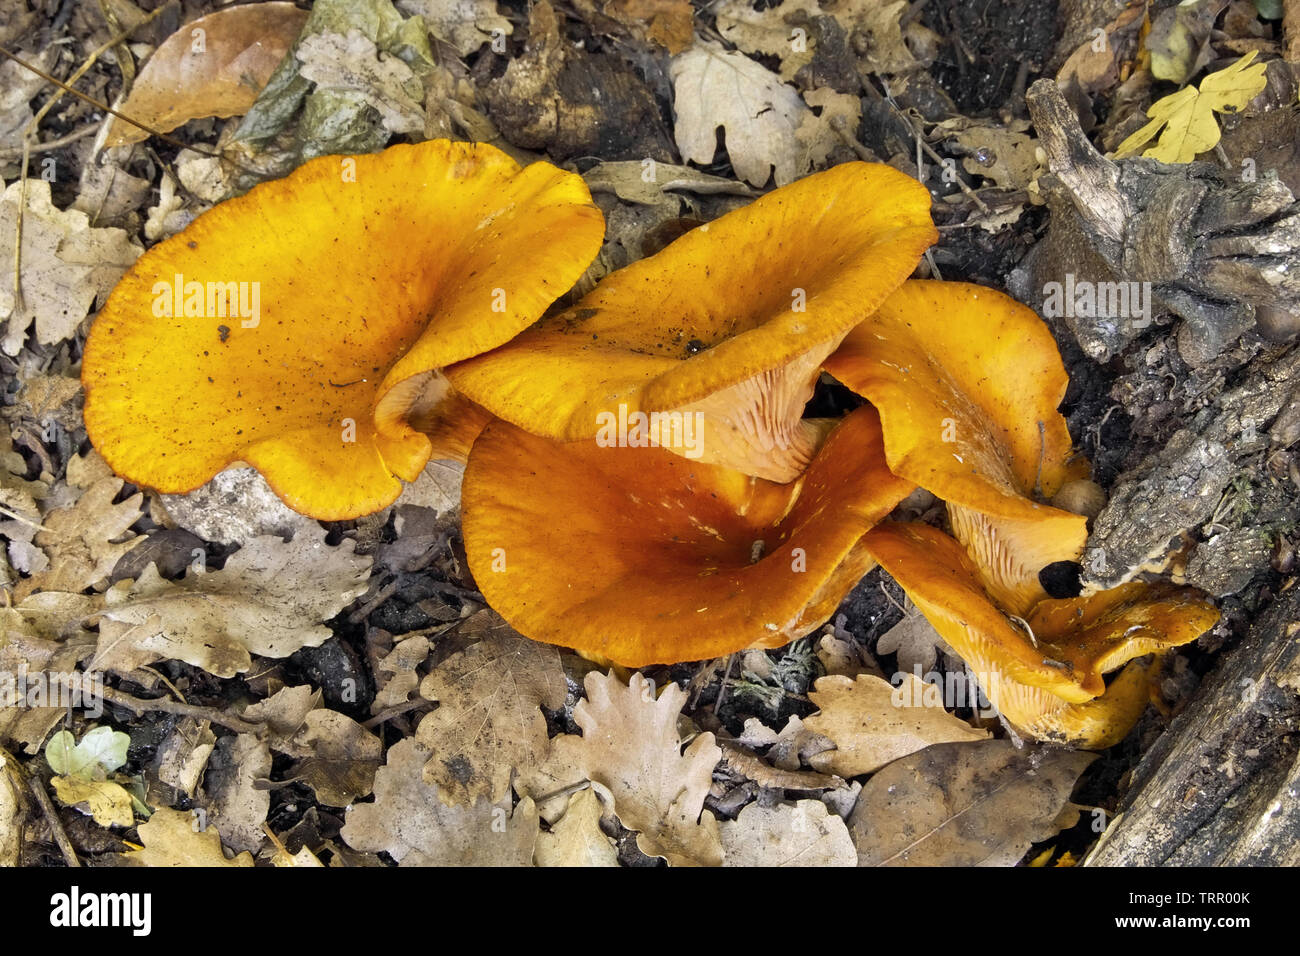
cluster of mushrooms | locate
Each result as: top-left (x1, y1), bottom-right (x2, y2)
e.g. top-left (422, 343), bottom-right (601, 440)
top-left (82, 139), bottom-right (1218, 749)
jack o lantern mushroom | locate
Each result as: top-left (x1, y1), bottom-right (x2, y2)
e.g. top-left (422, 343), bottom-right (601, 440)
top-left (824, 279), bottom-right (1090, 614)
top-left (445, 162), bottom-right (938, 483)
top-left (862, 521), bottom-right (1219, 747)
top-left (82, 139), bottom-right (604, 520)
top-left (461, 405), bottom-right (915, 666)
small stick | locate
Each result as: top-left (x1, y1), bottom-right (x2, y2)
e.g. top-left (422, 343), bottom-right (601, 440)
top-left (0, 123), bottom-right (97, 158)
top-left (361, 698), bottom-right (430, 731)
top-left (28, 775), bottom-right (81, 867)
top-left (97, 684), bottom-right (264, 736)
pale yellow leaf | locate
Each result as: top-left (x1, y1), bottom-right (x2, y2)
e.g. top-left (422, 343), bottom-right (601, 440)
top-left (118, 807), bottom-right (255, 866)
top-left (50, 776), bottom-right (135, 828)
top-left (1114, 52), bottom-right (1268, 163)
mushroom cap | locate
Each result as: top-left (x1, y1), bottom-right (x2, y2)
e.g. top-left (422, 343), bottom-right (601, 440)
top-left (864, 521), bottom-right (1218, 744)
top-left (82, 140), bottom-right (603, 519)
top-left (446, 162), bottom-right (937, 481)
top-left (824, 280), bottom-right (1089, 612)
top-left (461, 405), bottom-right (915, 666)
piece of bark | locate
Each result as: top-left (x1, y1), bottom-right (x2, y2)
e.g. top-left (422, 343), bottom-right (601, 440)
top-left (1083, 343), bottom-right (1300, 590)
top-left (1018, 79), bottom-right (1300, 365)
top-left (1085, 584), bottom-right (1300, 866)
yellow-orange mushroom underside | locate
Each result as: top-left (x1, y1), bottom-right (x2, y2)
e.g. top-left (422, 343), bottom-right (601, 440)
top-left (863, 522), bottom-right (1218, 746)
top-left (462, 405), bottom-right (915, 667)
top-left (825, 280), bottom-right (1089, 613)
top-left (82, 140), bottom-right (603, 520)
top-left (447, 162), bottom-right (937, 482)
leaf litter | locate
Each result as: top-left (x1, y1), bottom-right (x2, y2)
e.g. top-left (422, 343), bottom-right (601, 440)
top-left (3, 0), bottom-right (1288, 870)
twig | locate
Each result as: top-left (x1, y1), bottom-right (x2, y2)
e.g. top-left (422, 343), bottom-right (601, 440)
top-left (0, 123), bottom-right (97, 158)
top-left (138, 665), bottom-right (188, 704)
top-left (28, 775), bottom-right (80, 867)
top-left (0, 504), bottom-right (48, 533)
top-left (97, 684), bottom-right (265, 736)
top-left (879, 579), bottom-right (908, 616)
top-left (349, 576), bottom-right (401, 624)
top-left (713, 653), bottom-right (738, 713)
top-left (361, 698), bottom-right (431, 731)
top-left (880, 77), bottom-right (990, 214)
top-left (830, 115), bottom-right (874, 162)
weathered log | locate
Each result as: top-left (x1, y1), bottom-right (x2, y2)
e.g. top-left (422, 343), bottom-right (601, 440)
top-left (1085, 584), bottom-right (1300, 865)
top-left (1017, 79), bottom-right (1300, 366)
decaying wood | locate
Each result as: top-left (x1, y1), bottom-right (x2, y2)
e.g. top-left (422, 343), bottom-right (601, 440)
top-left (1086, 584), bottom-right (1300, 866)
top-left (1018, 79), bottom-right (1300, 366)
top-left (1082, 342), bottom-right (1300, 593)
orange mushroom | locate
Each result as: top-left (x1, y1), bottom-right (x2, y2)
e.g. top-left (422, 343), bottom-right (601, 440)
top-left (862, 521), bottom-right (1219, 747)
top-left (461, 405), bottom-right (915, 666)
top-left (446, 162), bottom-right (937, 483)
top-left (824, 279), bottom-right (1090, 614)
top-left (82, 140), bottom-right (603, 520)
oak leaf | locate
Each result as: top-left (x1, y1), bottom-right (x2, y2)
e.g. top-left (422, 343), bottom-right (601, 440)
top-left (720, 800), bottom-right (856, 867)
top-left (118, 807), bottom-right (255, 866)
top-left (341, 737), bottom-right (538, 865)
top-left (0, 181), bottom-right (141, 356)
top-left (804, 674), bottom-right (989, 778)
top-left (670, 43), bottom-right (809, 187)
top-left (91, 527), bottom-right (370, 677)
top-left (416, 612), bottom-right (567, 804)
top-left (17, 476), bottom-right (142, 599)
top-left (1115, 52), bottom-right (1268, 164)
top-left (49, 776), bottom-right (135, 828)
top-left (521, 671), bottom-right (723, 866)
top-left (534, 787), bottom-right (619, 867)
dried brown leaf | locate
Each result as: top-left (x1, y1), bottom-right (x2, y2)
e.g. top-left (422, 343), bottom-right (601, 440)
top-left (0, 752), bottom-right (23, 865)
top-left (534, 787), bottom-right (619, 867)
top-left (202, 733), bottom-right (272, 853)
top-left (847, 739), bottom-right (1096, 865)
top-left (340, 737), bottom-right (537, 865)
top-left (91, 527), bottom-right (370, 677)
top-left (416, 611), bottom-right (567, 804)
top-left (522, 671), bottom-right (723, 866)
top-left (287, 710), bottom-right (382, 807)
top-left (804, 674), bottom-right (989, 778)
top-left (720, 800), bottom-right (857, 866)
top-left (103, 3), bottom-right (309, 147)
top-left (670, 43), bottom-right (809, 187)
top-left (0, 173), bottom-right (140, 357)
top-left (18, 476), bottom-right (142, 599)
top-left (372, 634), bottom-right (430, 713)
